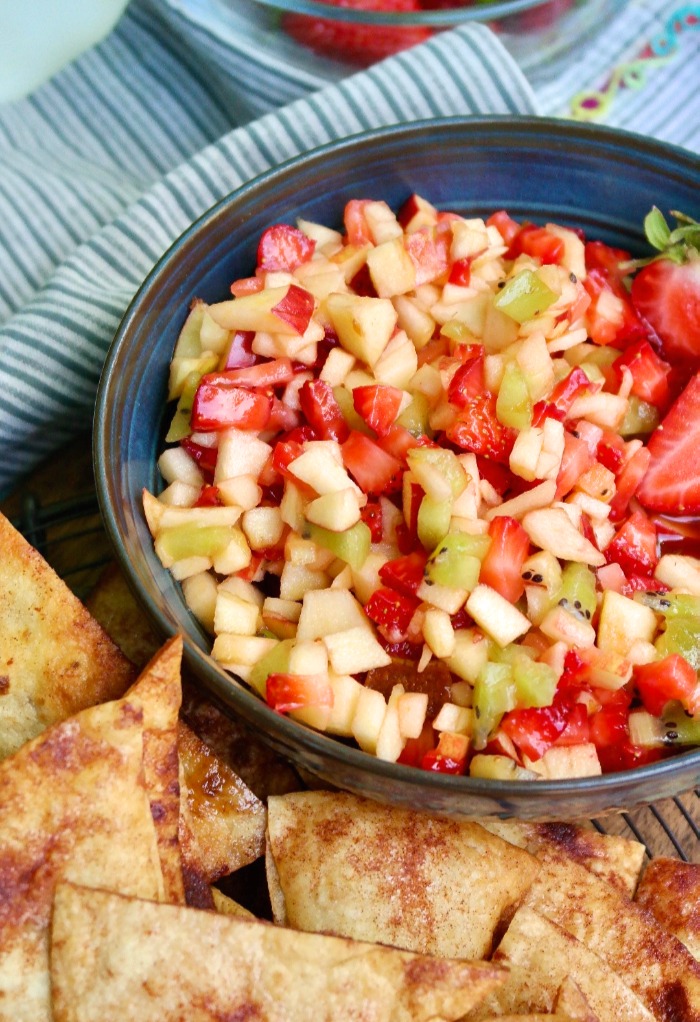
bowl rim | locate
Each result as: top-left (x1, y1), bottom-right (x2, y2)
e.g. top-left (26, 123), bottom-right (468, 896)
top-left (94, 114), bottom-right (700, 806)
top-left (247, 0), bottom-right (561, 26)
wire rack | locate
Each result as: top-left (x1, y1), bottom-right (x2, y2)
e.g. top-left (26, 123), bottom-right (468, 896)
top-left (7, 488), bottom-right (699, 863)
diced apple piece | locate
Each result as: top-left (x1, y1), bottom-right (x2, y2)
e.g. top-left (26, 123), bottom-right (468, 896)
top-left (262, 597), bottom-right (301, 640)
top-left (351, 551), bottom-right (388, 605)
top-left (568, 390), bottom-right (628, 431)
top-left (655, 554), bottom-right (700, 596)
top-left (576, 646), bottom-right (633, 689)
top-left (158, 446), bottom-right (204, 487)
top-left (536, 417), bottom-right (565, 481)
top-left (516, 330), bottom-right (555, 401)
top-left (432, 702), bottom-right (472, 735)
top-left (217, 475), bottom-right (262, 511)
top-left (319, 346), bottom-right (356, 386)
top-left (331, 565), bottom-right (353, 589)
top-left (545, 223), bottom-right (587, 281)
top-left (326, 673), bottom-right (365, 736)
top-left (322, 626), bottom-right (391, 675)
top-left (289, 443), bottom-right (361, 496)
top-left (445, 629), bottom-right (489, 683)
top-left (211, 634), bottom-right (277, 671)
top-left (466, 585), bottom-right (532, 647)
top-left (214, 428), bottom-right (272, 483)
top-left (596, 590), bottom-right (657, 657)
top-left (212, 529), bottom-right (251, 575)
top-left (214, 590), bottom-right (260, 637)
top-left (373, 330), bottom-right (418, 389)
top-left (394, 294), bottom-right (435, 350)
top-left (325, 292), bottom-right (397, 368)
top-left (143, 489), bottom-right (165, 536)
top-left (296, 217), bottom-right (343, 249)
top-left (363, 200), bottom-right (403, 244)
top-left (170, 556), bottom-right (212, 581)
top-left (539, 605), bottom-right (596, 649)
top-left (285, 532), bottom-right (334, 570)
top-left (181, 571), bottom-right (218, 632)
top-left (399, 193), bottom-right (438, 233)
top-left (351, 686), bottom-right (387, 755)
top-left (158, 481), bottom-right (200, 508)
top-left (521, 507), bottom-right (605, 567)
top-left (297, 588), bottom-right (370, 641)
top-left (279, 563), bottom-right (330, 602)
top-left (416, 578), bottom-right (468, 615)
top-left (306, 488), bottom-right (362, 532)
top-left (289, 639), bottom-right (328, 677)
top-left (208, 284), bottom-right (314, 336)
top-left (200, 308), bottom-right (230, 353)
top-left (158, 504), bottom-right (242, 530)
top-left (523, 743), bottom-right (601, 779)
top-left (366, 237), bottom-right (416, 298)
top-left (280, 482), bottom-right (306, 533)
top-left (486, 480), bottom-right (557, 522)
top-left (397, 691), bottom-right (429, 739)
top-left (330, 243), bottom-right (371, 284)
top-left (422, 608), bottom-right (456, 659)
top-left (509, 427), bottom-right (544, 482)
top-left (218, 574), bottom-right (264, 606)
top-left (241, 506), bottom-right (284, 551)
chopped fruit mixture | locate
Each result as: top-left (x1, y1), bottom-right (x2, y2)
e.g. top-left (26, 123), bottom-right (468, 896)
top-left (145, 200), bottom-right (700, 780)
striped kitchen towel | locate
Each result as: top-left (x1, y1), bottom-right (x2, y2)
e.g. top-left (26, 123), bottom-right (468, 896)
top-left (0, 0), bottom-right (697, 495)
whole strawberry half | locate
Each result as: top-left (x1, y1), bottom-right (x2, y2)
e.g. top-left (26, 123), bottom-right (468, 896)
top-left (282, 0), bottom-right (432, 66)
top-left (629, 207), bottom-right (700, 364)
top-left (637, 372), bottom-right (700, 515)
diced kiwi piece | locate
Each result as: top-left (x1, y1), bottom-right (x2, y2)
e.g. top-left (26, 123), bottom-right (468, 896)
top-left (660, 702), bottom-right (700, 746)
top-left (655, 617), bottom-right (700, 670)
top-left (249, 638), bottom-right (294, 697)
top-left (426, 532), bottom-right (492, 590)
top-left (521, 550), bottom-right (562, 594)
top-left (619, 396), bottom-right (660, 437)
top-left (416, 494), bottom-right (451, 552)
top-left (635, 592), bottom-right (700, 619)
top-left (440, 320), bottom-right (474, 343)
top-left (396, 392), bottom-right (431, 437)
top-left (628, 709), bottom-right (665, 747)
top-left (408, 446), bottom-right (466, 499)
top-left (173, 301), bottom-right (205, 359)
top-left (469, 753), bottom-right (537, 780)
top-left (155, 524), bottom-right (233, 563)
top-left (305, 520), bottom-right (371, 571)
top-left (489, 643), bottom-right (535, 666)
top-left (165, 360), bottom-right (216, 442)
top-left (566, 342), bottom-right (619, 374)
top-left (558, 561), bottom-right (597, 623)
top-left (512, 655), bottom-right (558, 709)
top-left (472, 662), bottom-right (517, 750)
top-left (494, 269), bottom-right (556, 325)
top-left (332, 386), bottom-right (373, 435)
top-left (496, 360), bottom-right (532, 431)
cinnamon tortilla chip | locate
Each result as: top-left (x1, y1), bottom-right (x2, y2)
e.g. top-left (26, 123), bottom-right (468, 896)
top-left (635, 858), bottom-right (700, 960)
top-left (483, 819), bottom-right (645, 896)
top-left (50, 882), bottom-right (506, 1022)
top-left (85, 561), bottom-right (161, 668)
top-left (178, 720), bottom-right (265, 907)
top-left (265, 791), bottom-right (539, 960)
top-left (0, 646), bottom-right (176, 1022)
top-left (0, 512), bottom-right (135, 758)
top-left (554, 977), bottom-right (601, 1021)
top-left (523, 848), bottom-right (700, 1022)
top-left (466, 906), bottom-right (654, 1022)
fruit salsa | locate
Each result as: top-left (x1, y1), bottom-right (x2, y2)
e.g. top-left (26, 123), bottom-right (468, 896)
top-left (145, 197), bottom-right (700, 780)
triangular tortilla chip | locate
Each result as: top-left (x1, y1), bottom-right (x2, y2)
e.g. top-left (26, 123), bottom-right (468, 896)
top-left (210, 888), bottom-right (254, 918)
top-left (482, 819), bottom-right (645, 896)
top-left (126, 638), bottom-right (185, 905)
top-left (554, 977), bottom-right (601, 1021)
top-left (0, 512), bottom-right (136, 758)
top-left (265, 791), bottom-right (539, 960)
top-left (50, 882), bottom-right (506, 1022)
top-left (635, 858), bottom-right (700, 960)
top-left (85, 562), bottom-right (161, 668)
top-left (523, 848), bottom-right (700, 1022)
top-left (178, 721), bottom-right (265, 908)
top-left (0, 651), bottom-right (173, 1022)
top-left (467, 906), bottom-right (655, 1022)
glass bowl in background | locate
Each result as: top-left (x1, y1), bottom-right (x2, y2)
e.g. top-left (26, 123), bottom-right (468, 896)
top-left (241, 0), bottom-right (628, 75)
top-left (94, 116), bottom-right (700, 822)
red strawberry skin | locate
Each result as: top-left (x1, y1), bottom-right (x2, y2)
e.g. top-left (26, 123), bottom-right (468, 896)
top-left (637, 373), bottom-right (700, 515)
top-left (282, 0), bottom-right (431, 65)
top-left (630, 258), bottom-right (700, 364)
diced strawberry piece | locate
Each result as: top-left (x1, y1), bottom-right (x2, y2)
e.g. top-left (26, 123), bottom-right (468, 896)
top-left (448, 257), bottom-right (471, 287)
top-left (478, 516), bottom-right (530, 604)
top-left (552, 702), bottom-right (590, 747)
top-left (221, 330), bottom-right (257, 369)
top-left (191, 378), bottom-right (272, 431)
top-left (635, 654), bottom-right (700, 717)
top-left (194, 484), bottom-right (223, 507)
top-left (404, 225), bottom-right (450, 286)
top-left (365, 587), bottom-right (419, 642)
top-left (609, 446), bottom-right (651, 521)
top-left (267, 397), bottom-right (301, 434)
top-left (486, 210), bottom-right (521, 247)
top-left (421, 731), bottom-right (468, 775)
top-left (342, 431), bottom-right (403, 495)
top-left (500, 690), bottom-right (580, 761)
top-left (266, 673), bottom-right (333, 714)
top-left (637, 373), bottom-right (700, 516)
top-left (416, 335), bottom-right (449, 368)
top-left (379, 550), bottom-right (428, 598)
top-left (605, 511), bottom-right (658, 576)
top-left (584, 239), bottom-right (633, 281)
top-left (377, 424), bottom-right (434, 462)
top-left (620, 574), bottom-right (669, 598)
top-left (596, 430), bottom-right (627, 474)
top-left (219, 357), bottom-right (295, 389)
top-left (507, 223), bottom-right (565, 265)
top-left (299, 379), bottom-right (349, 443)
top-left (447, 348), bottom-right (485, 408)
top-left (549, 367), bottom-right (591, 417)
top-left (612, 340), bottom-right (671, 409)
top-left (555, 432), bottom-right (595, 500)
top-left (360, 500), bottom-right (383, 542)
top-left (180, 438), bottom-right (218, 481)
top-left (397, 722), bottom-right (436, 767)
top-left (583, 267), bottom-right (647, 348)
top-left (353, 384), bottom-right (404, 437)
top-left (343, 199), bottom-right (373, 244)
top-left (445, 393), bottom-right (516, 464)
top-left (257, 224), bottom-right (316, 272)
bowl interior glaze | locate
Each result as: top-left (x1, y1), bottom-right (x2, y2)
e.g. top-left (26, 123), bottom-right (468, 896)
top-left (95, 117), bottom-right (700, 819)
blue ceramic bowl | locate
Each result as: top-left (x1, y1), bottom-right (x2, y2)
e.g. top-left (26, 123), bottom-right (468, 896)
top-left (95, 116), bottom-right (700, 820)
